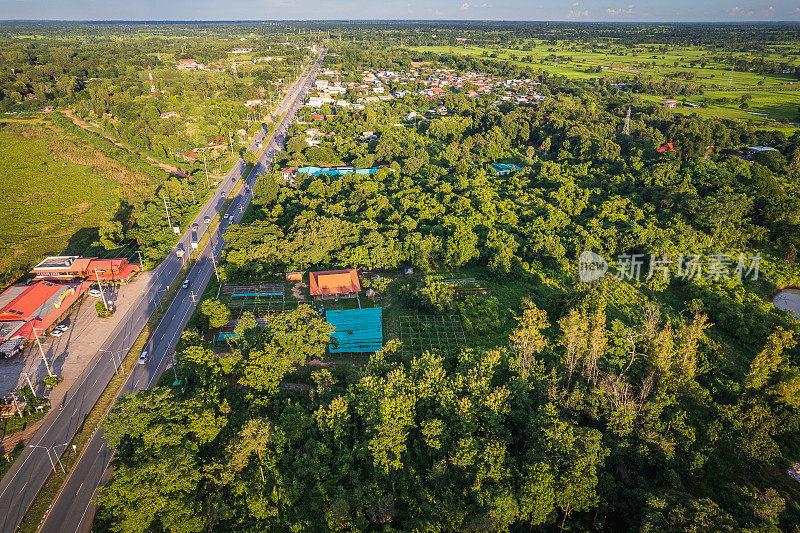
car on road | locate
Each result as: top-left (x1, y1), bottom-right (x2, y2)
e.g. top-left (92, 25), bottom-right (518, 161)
top-left (203, 216), bottom-right (210, 224)
top-left (88, 287), bottom-right (102, 297)
top-left (221, 191), bottom-right (227, 197)
top-left (192, 222), bottom-right (199, 230)
top-left (50, 324), bottom-right (68, 337)
top-left (245, 187), bottom-right (251, 194)
top-left (232, 177), bottom-right (236, 182)
top-left (182, 279), bottom-right (190, 289)
top-left (138, 350), bottom-right (148, 365)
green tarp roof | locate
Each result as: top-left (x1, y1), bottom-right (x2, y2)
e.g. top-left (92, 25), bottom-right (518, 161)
top-left (326, 307), bottom-right (383, 353)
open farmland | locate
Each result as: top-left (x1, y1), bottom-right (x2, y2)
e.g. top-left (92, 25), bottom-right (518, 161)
top-left (0, 116), bottom-right (136, 284)
top-left (410, 39), bottom-right (800, 130)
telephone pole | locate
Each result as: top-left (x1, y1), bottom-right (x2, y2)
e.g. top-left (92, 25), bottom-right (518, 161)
top-left (94, 269), bottom-right (110, 311)
top-left (20, 372), bottom-right (35, 398)
top-left (622, 107), bottom-right (631, 136)
top-left (210, 249), bottom-right (220, 283)
top-left (202, 151), bottom-right (210, 188)
top-left (162, 195), bottom-right (172, 228)
top-left (31, 328), bottom-right (54, 378)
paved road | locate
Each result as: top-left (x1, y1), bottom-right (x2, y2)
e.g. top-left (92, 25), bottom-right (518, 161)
top-left (34, 51), bottom-right (324, 533)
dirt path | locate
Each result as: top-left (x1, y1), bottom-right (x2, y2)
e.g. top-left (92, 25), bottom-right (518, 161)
top-left (0, 417), bottom-right (47, 454)
top-left (62, 110), bottom-right (190, 178)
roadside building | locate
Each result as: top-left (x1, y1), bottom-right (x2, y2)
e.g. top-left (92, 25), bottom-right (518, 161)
top-left (0, 280), bottom-right (90, 349)
top-left (31, 256), bottom-right (138, 283)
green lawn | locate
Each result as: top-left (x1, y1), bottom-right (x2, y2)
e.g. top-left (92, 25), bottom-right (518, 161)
top-left (0, 119), bottom-right (122, 284)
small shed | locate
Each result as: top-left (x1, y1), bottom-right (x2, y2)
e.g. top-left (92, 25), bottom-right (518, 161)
top-left (286, 271), bottom-right (303, 282)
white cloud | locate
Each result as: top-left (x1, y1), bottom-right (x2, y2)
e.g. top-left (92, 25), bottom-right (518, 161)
top-left (606, 5), bottom-right (634, 16)
top-left (727, 6), bottom-right (755, 17)
top-left (566, 8), bottom-right (589, 18)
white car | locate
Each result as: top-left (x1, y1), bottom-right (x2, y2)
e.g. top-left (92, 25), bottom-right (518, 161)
top-left (50, 324), bottom-right (68, 337)
top-left (138, 350), bottom-right (148, 365)
top-left (203, 216), bottom-right (210, 224)
top-left (88, 288), bottom-right (102, 297)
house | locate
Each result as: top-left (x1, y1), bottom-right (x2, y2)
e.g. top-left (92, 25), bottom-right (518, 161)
top-left (160, 111), bottom-right (181, 119)
top-left (663, 99), bottom-right (677, 108)
top-left (245, 99), bottom-right (262, 107)
top-left (280, 167), bottom-right (298, 181)
top-left (309, 269), bottom-right (361, 300)
top-left (285, 271), bottom-right (303, 281)
top-left (657, 142), bottom-right (678, 153)
top-left (491, 163), bottom-right (522, 176)
top-left (315, 80), bottom-right (330, 90)
top-left (177, 59), bottom-right (199, 70)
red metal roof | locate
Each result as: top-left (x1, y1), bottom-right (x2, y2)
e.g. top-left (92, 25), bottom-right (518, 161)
top-left (309, 269), bottom-right (361, 296)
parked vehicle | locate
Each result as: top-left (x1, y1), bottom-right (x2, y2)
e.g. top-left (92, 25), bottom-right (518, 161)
top-left (192, 223), bottom-right (198, 230)
top-left (51, 324), bottom-right (68, 337)
top-left (88, 287), bottom-right (102, 297)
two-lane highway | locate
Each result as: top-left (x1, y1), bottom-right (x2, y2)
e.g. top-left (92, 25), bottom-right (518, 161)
top-left (37, 51), bottom-right (325, 533)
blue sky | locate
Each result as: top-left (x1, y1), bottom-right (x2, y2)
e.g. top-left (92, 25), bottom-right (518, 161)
top-left (2, 0), bottom-right (799, 22)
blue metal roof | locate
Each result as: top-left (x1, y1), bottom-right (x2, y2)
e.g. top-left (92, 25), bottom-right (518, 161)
top-left (326, 307), bottom-right (383, 353)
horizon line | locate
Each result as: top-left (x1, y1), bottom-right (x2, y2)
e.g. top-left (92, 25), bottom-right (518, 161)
top-left (2, 19), bottom-right (800, 24)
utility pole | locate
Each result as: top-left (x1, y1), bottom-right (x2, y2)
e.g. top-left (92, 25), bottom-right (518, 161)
top-left (136, 249), bottom-right (144, 267)
top-left (622, 107), bottom-right (631, 136)
top-left (210, 249), bottom-right (221, 283)
top-left (20, 372), bottom-right (36, 398)
top-left (162, 195), bottom-right (172, 228)
top-left (94, 269), bottom-right (110, 311)
top-left (31, 328), bottom-right (53, 378)
top-left (202, 151), bottom-right (210, 188)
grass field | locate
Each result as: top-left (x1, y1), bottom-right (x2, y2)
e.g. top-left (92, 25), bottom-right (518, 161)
top-left (0, 118), bottom-right (130, 285)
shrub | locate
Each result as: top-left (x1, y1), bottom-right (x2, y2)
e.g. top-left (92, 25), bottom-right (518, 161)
top-left (96, 300), bottom-right (116, 317)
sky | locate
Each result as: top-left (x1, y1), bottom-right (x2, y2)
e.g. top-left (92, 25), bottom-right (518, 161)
top-left (2, 0), bottom-right (800, 22)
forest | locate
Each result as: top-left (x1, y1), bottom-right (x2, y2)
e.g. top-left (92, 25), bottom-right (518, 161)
top-left (92, 28), bottom-right (800, 532)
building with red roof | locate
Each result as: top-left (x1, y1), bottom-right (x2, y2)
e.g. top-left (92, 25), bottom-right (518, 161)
top-left (0, 280), bottom-right (90, 352)
top-left (31, 256), bottom-right (139, 283)
top-left (309, 269), bottom-right (361, 299)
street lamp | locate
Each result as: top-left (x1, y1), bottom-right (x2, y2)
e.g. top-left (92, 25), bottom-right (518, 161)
top-left (99, 349), bottom-right (125, 375)
top-left (141, 287), bottom-right (166, 313)
top-left (51, 442), bottom-right (69, 472)
top-left (28, 444), bottom-right (63, 473)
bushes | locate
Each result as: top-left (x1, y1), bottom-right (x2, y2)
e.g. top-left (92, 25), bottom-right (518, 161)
top-left (96, 300), bottom-right (116, 318)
